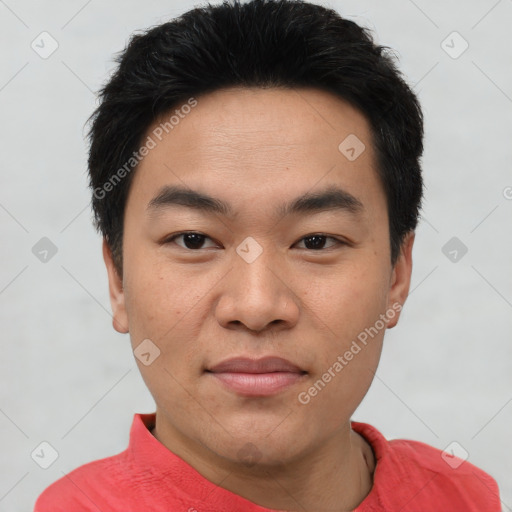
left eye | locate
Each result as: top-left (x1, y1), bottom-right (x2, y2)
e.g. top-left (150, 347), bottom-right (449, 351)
top-left (294, 235), bottom-right (342, 250)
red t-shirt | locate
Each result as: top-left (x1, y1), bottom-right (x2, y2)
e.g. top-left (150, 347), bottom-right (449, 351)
top-left (34, 413), bottom-right (501, 511)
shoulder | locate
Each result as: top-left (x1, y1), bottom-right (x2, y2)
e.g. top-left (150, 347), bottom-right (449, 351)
top-left (34, 414), bottom-right (158, 511)
top-left (352, 422), bottom-right (501, 512)
top-left (389, 436), bottom-right (499, 493)
top-left (34, 450), bottom-right (135, 511)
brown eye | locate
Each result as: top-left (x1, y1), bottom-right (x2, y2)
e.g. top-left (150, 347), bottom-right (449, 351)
top-left (295, 235), bottom-right (342, 250)
top-left (166, 232), bottom-right (218, 250)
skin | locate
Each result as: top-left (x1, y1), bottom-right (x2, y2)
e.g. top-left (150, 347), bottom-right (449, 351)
top-left (103, 87), bottom-right (414, 511)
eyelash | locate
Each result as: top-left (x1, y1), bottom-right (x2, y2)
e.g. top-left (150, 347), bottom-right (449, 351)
top-left (162, 231), bottom-right (346, 251)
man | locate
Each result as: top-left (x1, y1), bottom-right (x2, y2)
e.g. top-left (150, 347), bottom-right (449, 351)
top-left (35, 0), bottom-right (501, 510)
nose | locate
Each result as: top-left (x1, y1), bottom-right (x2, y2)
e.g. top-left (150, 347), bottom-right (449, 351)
top-left (214, 248), bottom-right (300, 333)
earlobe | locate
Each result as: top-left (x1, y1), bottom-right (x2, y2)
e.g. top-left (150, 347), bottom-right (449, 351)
top-left (102, 239), bottom-right (129, 334)
top-left (386, 232), bottom-right (415, 329)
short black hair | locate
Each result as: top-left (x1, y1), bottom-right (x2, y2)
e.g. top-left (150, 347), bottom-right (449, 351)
top-left (87, 0), bottom-right (423, 274)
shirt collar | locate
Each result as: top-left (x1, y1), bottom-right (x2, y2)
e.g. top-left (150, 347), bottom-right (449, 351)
top-left (128, 413), bottom-right (389, 511)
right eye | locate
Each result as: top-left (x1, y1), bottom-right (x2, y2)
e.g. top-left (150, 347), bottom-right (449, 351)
top-left (163, 231), bottom-right (219, 250)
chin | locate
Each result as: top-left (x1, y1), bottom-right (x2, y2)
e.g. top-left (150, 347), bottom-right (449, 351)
top-left (208, 422), bottom-right (310, 466)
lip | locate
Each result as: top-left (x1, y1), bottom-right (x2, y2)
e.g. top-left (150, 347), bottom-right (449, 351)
top-left (206, 357), bottom-right (307, 397)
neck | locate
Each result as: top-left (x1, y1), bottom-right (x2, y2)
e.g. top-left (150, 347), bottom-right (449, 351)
top-left (152, 416), bottom-right (375, 511)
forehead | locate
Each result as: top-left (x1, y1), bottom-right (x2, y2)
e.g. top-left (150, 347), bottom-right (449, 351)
top-left (128, 87), bottom-right (385, 221)
top-left (149, 87), bottom-right (372, 156)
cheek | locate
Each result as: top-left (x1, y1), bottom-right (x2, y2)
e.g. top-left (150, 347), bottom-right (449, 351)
top-left (295, 338), bottom-right (382, 438)
top-left (309, 261), bottom-right (390, 340)
top-left (295, 267), bottom-right (388, 428)
top-left (122, 252), bottom-right (219, 373)
top-left (124, 272), bottom-right (181, 342)
top-left (123, 241), bottom-right (198, 327)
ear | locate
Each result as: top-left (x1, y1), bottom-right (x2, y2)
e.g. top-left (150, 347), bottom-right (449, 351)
top-left (102, 238), bottom-right (129, 334)
top-left (386, 231), bottom-right (415, 329)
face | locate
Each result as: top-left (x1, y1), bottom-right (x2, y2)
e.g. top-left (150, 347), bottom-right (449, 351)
top-left (104, 87), bottom-right (413, 469)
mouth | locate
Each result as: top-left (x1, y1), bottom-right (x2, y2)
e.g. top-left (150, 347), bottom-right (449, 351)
top-left (205, 356), bottom-right (308, 397)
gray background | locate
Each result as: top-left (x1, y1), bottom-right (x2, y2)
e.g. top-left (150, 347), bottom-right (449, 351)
top-left (1, 0), bottom-right (511, 510)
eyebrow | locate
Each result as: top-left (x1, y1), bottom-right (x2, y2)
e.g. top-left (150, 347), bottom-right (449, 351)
top-left (146, 184), bottom-right (364, 219)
